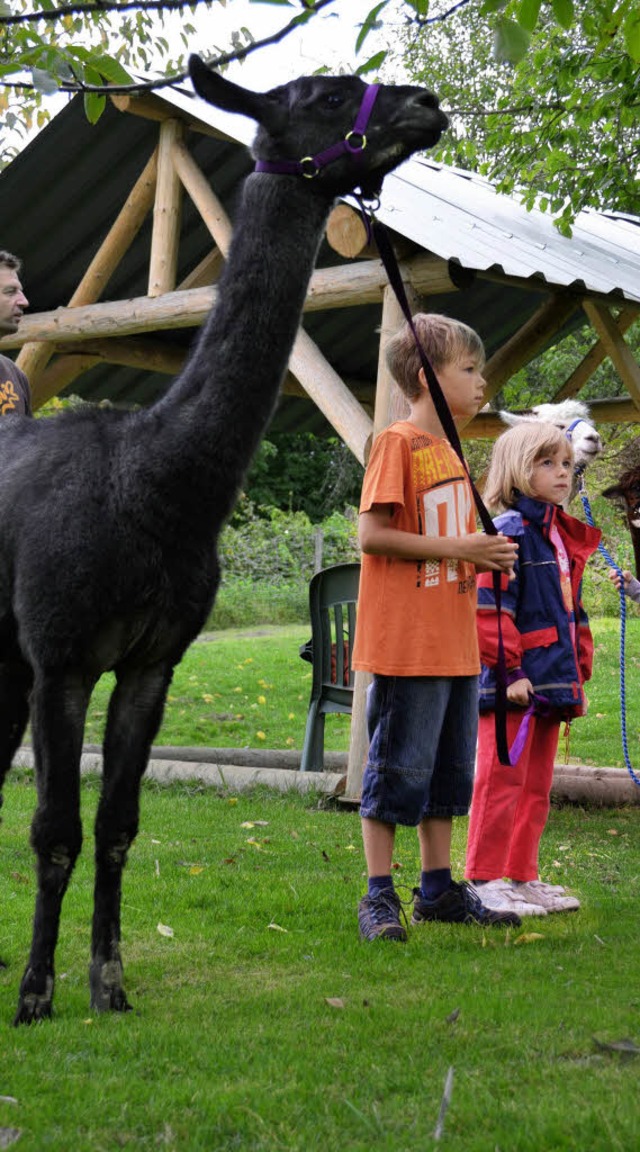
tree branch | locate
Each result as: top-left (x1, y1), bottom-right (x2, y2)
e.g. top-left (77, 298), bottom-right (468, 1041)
top-left (0, 0), bottom-right (337, 95)
top-left (0, 0), bottom-right (327, 26)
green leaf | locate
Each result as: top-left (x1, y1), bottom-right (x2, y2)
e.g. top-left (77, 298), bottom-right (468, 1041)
top-left (83, 91), bottom-right (106, 125)
top-left (551, 0), bottom-right (574, 31)
top-left (624, 10), bottom-right (640, 62)
top-left (404, 0), bottom-right (430, 15)
top-left (355, 2), bottom-right (390, 55)
top-left (355, 51), bottom-right (387, 76)
top-left (517, 0), bottom-right (542, 33)
top-left (493, 18), bottom-right (531, 64)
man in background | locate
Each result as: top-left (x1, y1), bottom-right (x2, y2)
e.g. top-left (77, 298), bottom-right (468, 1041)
top-left (0, 250), bottom-right (31, 415)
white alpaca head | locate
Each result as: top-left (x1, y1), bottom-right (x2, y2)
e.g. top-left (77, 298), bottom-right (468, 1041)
top-left (500, 399), bottom-right (604, 475)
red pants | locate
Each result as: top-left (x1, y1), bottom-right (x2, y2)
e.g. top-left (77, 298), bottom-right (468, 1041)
top-left (465, 712), bottom-right (560, 883)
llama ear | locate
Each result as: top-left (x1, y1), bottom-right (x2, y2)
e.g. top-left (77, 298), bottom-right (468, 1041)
top-left (189, 55), bottom-right (286, 133)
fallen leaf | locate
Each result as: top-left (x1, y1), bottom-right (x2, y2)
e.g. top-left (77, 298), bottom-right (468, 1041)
top-left (189, 866), bottom-right (203, 876)
top-left (325, 997), bottom-right (346, 1008)
top-left (227, 798), bottom-right (238, 805)
top-left (246, 838), bottom-right (263, 850)
top-left (256, 731), bottom-right (266, 741)
top-left (267, 922), bottom-right (288, 933)
top-left (157, 923), bottom-right (174, 938)
top-left (322, 850), bottom-right (330, 862)
top-left (222, 857), bottom-right (236, 865)
top-left (446, 1008), bottom-right (461, 1024)
top-left (344, 844), bottom-right (356, 851)
top-left (241, 821), bottom-right (256, 828)
top-left (607, 829), bottom-right (619, 836)
top-left (514, 932), bottom-right (545, 945)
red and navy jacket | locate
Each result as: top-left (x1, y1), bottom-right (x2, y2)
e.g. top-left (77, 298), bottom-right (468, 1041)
top-left (477, 495), bottom-right (601, 717)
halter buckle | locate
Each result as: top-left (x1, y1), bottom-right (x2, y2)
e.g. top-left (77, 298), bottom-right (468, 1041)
top-left (345, 130), bottom-right (366, 153)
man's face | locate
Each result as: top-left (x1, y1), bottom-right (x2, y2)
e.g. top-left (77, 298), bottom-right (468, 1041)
top-left (0, 265), bottom-right (29, 335)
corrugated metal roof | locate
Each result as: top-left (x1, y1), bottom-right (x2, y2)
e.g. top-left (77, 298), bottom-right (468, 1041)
top-left (376, 158), bottom-right (640, 303)
top-left (0, 81), bottom-right (638, 434)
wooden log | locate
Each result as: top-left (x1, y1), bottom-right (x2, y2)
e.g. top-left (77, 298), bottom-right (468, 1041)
top-left (288, 327), bottom-right (373, 464)
top-left (582, 300), bottom-right (640, 408)
top-left (178, 248), bottom-right (225, 291)
top-left (53, 336), bottom-right (186, 375)
top-left (33, 353), bottom-right (102, 407)
top-left (552, 306), bottom-right (639, 402)
top-left (70, 149), bottom-right (159, 308)
top-left (482, 295), bottom-right (578, 402)
top-left (0, 254), bottom-right (460, 353)
top-left (111, 92), bottom-right (225, 140)
top-left (171, 138), bottom-right (233, 257)
top-left (345, 284), bottom-right (418, 802)
top-left (326, 203), bottom-right (371, 258)
top-left (17, 148), bottom-right (159, 395)
top-left (148, 119), bottom-right (183, 297)
top-left (551, 764), bottom-right (640, 806)
top-left (461, 395), bottom-right (640, 440)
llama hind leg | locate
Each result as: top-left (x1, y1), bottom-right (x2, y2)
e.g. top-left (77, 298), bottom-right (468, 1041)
top-left (90, 662), bottom-right (174, 1013)
top-left (0, 658), bottom-right (32, 970)
top-left (14, 670), bottom-right (92, 1025)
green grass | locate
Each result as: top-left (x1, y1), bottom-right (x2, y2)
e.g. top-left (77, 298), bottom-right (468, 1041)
top-left (77, 618), bottom-right (640, 770)
top-left (1, 777), bottom-right (639, 1150)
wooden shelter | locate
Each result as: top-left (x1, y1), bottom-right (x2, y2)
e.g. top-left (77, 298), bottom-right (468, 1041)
top-left (1, 79), bottom-right (639, 460)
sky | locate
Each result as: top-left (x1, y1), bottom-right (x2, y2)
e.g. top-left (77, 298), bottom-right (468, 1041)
top-left (173, 0), bottom-right (396, 89)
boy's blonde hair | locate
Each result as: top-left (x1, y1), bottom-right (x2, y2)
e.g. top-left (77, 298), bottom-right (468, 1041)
top-left (483, 422), bottom-right (574, 513)
top-left (385, 312), bottom-right (485, 401)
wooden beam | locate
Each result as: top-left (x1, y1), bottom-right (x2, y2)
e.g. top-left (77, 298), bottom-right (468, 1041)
top-left (177, 249), bottom-right (225, 291)
top-left (288, 328), bottom-right (373, 465)
top-left (171, 138), bottom-right (233, 257)
top-left (582, 300), bottom-right (640, 409)
top-left (110, 91), bottom-right (227, 140)
top-left (53, 336), bottom-right (186, 375)
top-left (476, 266), bottom-right (640, 314)
top-left (552, 306), bottom-right (639, 401)
top-left (462, 395), bottom-right (640, 440)
top-left (16, 148), bottom-right (159, 389)
top-left (0, 255), bottom-right (460, 352)
top-left (33, 354), bottom-right (102, 408)
top-left (483, 295), bottom-right (579, 401)
top-left (148, 119), bottom-right (183, 297)
top-left (326, 203), bottom-right (371, 258)
top-left (345, 283), bottom-right (416, 803)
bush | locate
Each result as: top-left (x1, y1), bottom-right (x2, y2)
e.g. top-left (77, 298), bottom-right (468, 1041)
top-left (205, 504), bottom-right (360, 630)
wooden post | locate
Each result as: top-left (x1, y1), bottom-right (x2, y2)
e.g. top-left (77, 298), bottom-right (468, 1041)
top-left (18, 148), bottom-right (158, 405)
top-left (582, 300), bottom-right (640, 408)
top-left (344, 284), bottom-right (419, 802)
top-left (149, 119), bottom-right (183, 297)
top-left (288, 328), bottom-right (373, 465)
top-left (171, 138), bottom-right (233, 257)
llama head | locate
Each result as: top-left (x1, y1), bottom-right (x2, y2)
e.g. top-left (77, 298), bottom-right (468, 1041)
top-left (499, 399), bottom-right (603, 473)
top-left (188, 56), bottom-right (448, 198)
top-left (602, 468), bottom-right (640, 528)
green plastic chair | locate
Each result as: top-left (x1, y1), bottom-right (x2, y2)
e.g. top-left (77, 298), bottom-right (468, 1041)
top-left (299, 562), bottom-right (360, 772)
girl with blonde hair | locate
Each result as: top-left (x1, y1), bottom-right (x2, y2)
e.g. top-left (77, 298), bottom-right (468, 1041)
top-left (465, 422), bottom-right (601, 916)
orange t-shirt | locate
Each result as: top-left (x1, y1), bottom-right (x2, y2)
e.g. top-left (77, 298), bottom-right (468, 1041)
top-left (351, 421), bottom-right (480, 677)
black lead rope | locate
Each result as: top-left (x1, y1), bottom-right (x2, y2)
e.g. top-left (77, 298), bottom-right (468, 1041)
top-left (368, 213), bottom-right (512, 765)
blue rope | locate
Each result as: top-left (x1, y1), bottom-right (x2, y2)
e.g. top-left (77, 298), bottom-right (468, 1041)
top-left (578, 478), bottom-right (640, 787)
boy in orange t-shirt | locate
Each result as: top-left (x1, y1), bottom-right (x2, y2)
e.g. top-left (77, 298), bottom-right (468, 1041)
top-left (352, 313), bottom-right (519, 941)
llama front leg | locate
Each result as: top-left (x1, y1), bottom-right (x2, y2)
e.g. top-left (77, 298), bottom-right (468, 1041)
top-left (14, 670), bottom-right (92, 1025)
top-left (90, 662), bottom-right (174, 1013)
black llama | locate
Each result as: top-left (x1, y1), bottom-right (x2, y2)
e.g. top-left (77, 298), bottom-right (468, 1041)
top-left (0, 55), bottom-right (447, 1023)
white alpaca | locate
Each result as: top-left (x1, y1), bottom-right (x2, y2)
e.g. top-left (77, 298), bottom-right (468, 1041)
top-left (499, 399), bottom-right (604, 503)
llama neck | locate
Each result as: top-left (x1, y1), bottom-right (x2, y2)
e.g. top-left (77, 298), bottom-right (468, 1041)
top-left (139, 173), bottom-right (333, 527)
top-left (156, 173), bottom-right (330, 433)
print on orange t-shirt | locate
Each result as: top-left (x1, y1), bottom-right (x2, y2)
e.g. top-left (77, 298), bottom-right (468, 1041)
top-left (352, 421), bottom-right (480, 678)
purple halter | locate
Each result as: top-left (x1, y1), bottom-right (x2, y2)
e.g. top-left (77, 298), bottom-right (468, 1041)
top-left (254, 84), bottom-right (380, 179)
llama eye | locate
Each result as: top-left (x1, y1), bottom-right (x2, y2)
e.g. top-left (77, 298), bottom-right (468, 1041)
top-left (323, 92), bottom-right (345, 109)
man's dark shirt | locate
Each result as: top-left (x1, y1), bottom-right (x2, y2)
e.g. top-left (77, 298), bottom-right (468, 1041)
top-left (0, 353), bottom-right (31, 416)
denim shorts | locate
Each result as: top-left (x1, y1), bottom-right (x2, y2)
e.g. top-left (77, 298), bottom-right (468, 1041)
top-left (359, 674), bottom-right (478, 826)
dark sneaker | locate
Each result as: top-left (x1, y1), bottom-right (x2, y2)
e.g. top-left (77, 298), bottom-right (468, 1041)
top-left (411, 881), bottom-right (521, 927)
top-left (358, 888), bottom-right (408, 942)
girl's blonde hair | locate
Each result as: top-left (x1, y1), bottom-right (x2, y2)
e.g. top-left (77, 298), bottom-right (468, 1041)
top-left (483, 422), bottom-right (574, 513)
top-left (385, 312), bottom-right (485, 400)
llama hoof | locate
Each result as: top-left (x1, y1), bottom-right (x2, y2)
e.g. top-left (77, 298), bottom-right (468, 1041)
top-left (13, 970), bottom-right (54, 1026)
top-left (89, 958), bottom-right (132, 1013)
